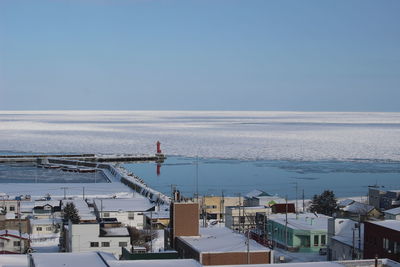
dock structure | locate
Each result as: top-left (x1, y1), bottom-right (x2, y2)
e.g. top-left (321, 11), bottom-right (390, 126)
top-left (0, 153), bottom-right (166, 163)
top-left (0, 152), bottom-right (170, 205)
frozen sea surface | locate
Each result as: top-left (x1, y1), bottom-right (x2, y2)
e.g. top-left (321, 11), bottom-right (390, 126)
top-left (1, 110), bottom-right (400, 161)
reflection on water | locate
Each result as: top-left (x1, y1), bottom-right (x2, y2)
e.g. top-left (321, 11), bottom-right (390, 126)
top-left (124, 157), bottom-right (400, 199)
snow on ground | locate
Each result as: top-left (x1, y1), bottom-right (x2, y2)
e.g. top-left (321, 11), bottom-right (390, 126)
top-left (149, 230), bottom-right (165, 252)
top-left (31, 233), bottom-right (60, 253)
top-left (272, 246), bottom-right (327, 263)
top-left (0, 111), bottom-right (400, 161)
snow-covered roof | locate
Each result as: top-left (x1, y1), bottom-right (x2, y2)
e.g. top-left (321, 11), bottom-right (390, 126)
top-left (178, 226), bottom-right (270, 253)
top-left (338, 199), bottom-right (355, 208)
top-left (31, 252), bottom-right (115, 267)
top-left (34, 200), bottom-right (60, 208)
top-left (101, 227), bottom-right (129, 237)
top-left (0, 254), bottom-right (29, 267)
top-left (208, 263), bottom-right (344, 267)
top-left (384, 207), bottom-right (400, 215)
top-left (108, 259), bottom-right (202, 267)
top-left (369, 220), bottom-right (400, 231)
top-left (94, 198), bottom-right (154, 212)
top-left (331, 219), bottom-right (364, 248)
top-left (0, 230), bottom-right (29, 239)
top-left (342, 202), bottom-right (375, 215)
top-left (62, 199), bottom-right (96, 221)
top-left (20, 201), bottom-right (35, 213)
top-left (245, 189), bottom-right (270, 198)
top-left (268, 213), bottom-right (329, 231)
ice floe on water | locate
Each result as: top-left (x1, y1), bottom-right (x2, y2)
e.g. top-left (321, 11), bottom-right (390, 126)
top-left (0, 110), bottom-right (400, 161)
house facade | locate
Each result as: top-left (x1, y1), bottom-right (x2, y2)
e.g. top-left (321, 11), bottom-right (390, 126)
top-left (0, 230), bottom-right (30, 254)
top-left (266, 213), bottom-right (329, 253)
top-left (94, 198), bottom-right (154, 229)
top-left (175, 226), bottom-right (271, 265)
top-left (364, 220), bottom-right (400, 262)
top-left (327, 218), bottom-right (363, 261)
top-left (64, 221), bottom-right (131, 257)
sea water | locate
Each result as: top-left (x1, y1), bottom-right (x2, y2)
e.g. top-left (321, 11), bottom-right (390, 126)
top-left (124, 156), bottom-right (400, 199)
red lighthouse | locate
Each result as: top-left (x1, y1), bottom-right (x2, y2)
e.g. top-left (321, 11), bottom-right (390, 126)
top-left (156, 141), bottom-right (162, 154)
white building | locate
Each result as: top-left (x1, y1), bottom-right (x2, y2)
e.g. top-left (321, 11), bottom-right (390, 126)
top-left (94, 198), bottom-right (154, 229)
top-left (64, 221), bottom-right (131, 257)
top-left (384, 207), bottom-right (400, 220)
top-left (327, 218), bottom-right (364, 261)
top-left (0, 230), bottom-right (30, 254)
top-left (30, 218), bottom-right (61, 235)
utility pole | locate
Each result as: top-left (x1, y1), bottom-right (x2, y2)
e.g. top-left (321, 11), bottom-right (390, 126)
top-left (220, 190), bottom-right (225, 222)
top-left (358, 215), bottom-right (361, 259)
top-left (195, 156), bottom-right (199, 202)
top-left (295, 182), bottom-right (298, 213)
top-left (246, 230), bottom-right (250, 264)
top-left (170, 184), bottom-right (177, 201)
top-left (239, 193), bottom-right (244, 233)
top-left (18, 200), bottom-right (22, 254)
top-left (100, 199), bottom-right (103, 222)
top-left (82, 187), bottom-right (85, 200)
top-left (285, 195), bottom-right (288, 250)
top-left (150, 211), bottom-right (153, 253)
top-left (202, 195), bottom-right (206, 227)
top-left (352, 228), bottom-right (355, 260)
top-left (62, 187), bottom-right (67, 200)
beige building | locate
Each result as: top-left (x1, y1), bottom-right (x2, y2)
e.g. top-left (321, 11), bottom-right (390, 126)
top-left (199, 196), bottom-right (243, 221)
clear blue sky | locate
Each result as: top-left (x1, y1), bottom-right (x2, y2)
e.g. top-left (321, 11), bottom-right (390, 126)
top-left (0, 0), bottom-right (399, 111)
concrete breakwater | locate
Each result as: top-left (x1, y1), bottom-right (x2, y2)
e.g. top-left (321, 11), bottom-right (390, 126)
top-left (32, 157), bottom-right (170, 205)
top-left (0, 153), bottom-right (166, 163)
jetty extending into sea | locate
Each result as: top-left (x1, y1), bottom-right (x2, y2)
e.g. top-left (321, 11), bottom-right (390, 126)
top-left (0, 151), bottom-right (170, 205)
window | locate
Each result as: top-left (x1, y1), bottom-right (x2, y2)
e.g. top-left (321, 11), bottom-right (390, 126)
top-left (128, 212), bottom-right (134, 220)
top-left (321, 235), bottom-right (326, 246)
top-left (9, 206), bottom-right (15, 211)
top-left (101, 242), bottom-right (110, 247)
top-left (36, 227), bottom-right (42, 231)
top-left (90, 242), bottom-right (99, 247)
top-left (383, 238), bottom-right (389, 250)
top-left (46, 227), bottom-right (52, 231)
top-left (0, 242), bottom-right (4, 248)
top-left (119, 242), bottom-right (128, 247)
top-left (314, 235), bottom-right (319, 246)
top-left (14, 241), bottom-right (21, 247)
top-left (239, 217), bottom-right (245, 224)
top-left (103, 212), bottom-right (110, 218)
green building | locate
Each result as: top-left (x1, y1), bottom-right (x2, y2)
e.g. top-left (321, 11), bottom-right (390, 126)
top-left (266, 213), bottom-right (329, 253)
